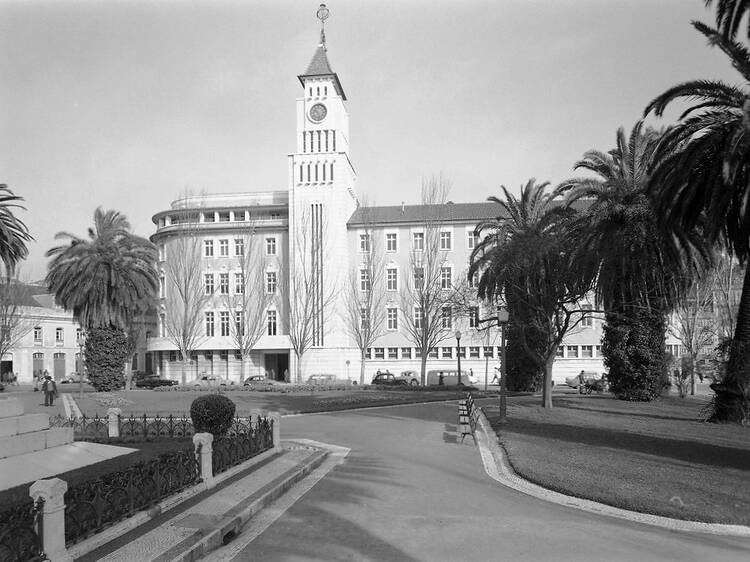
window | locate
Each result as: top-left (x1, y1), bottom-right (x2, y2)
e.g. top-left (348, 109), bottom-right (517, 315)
top-left (441, 306), bottom-right (452, 329)
top-left (55, 328), bottom-right (64, 343)
top-left (360, 269), bottom-right (371, 291)
top-left (469, 272), bottom-right (479, 289)
top-left (205, 274), bottom-right (214, 295)
top-left (582, 345), bottom-right (593, 358)
top-left (386, 268), bottom-right (398, 291)
top-left (387, 307), bottom-right (398, 330)
top-left (442, 347), bottom-right (453, 359)
top-left (413, 232), bottom-right (424, 251)
top-left (219, 212), bottom-right (230, 222)
top-left (429, 348), bottom-right (439, 359)
top-left (386, 233), bottom-right (397, 252)
top-left (388, 347), bottom-right (398, 359)
top-left (235, 311), bottom-right (244, 336)
top-left (158, 243), bottom-right (165, 261)
top-left (469, 306), bottom-right (479, 328)
top-left (235, 273), bottom-right (244, 294)
top-left (204, 240), bottom-right (214, 257)
top-left (581, 304), bottom-right (593, 327)
top-left (219, 273), bottom-right (229, 295)
top-left (470, 346), bottom-right (480, 358)
top-left (556, 346), bottom-right (564, 357)
top-left (34, 326), bottom-right (42, 343)
top-left (159, 276), bottom-right (165, 298)
top-left (266, 237), bottom-right (277, 255)
top-left (440, 231), bottom-right (452, 250)
top-left (567, 345), bottom-right (579, 358)
top-left (374, 347), bottom-right (385, 359)
top-left (484, 346), bottom-right (494, 358)
top-left (205, 312), bottom-right (215, 337)
top-left (414, 307), bottom-right (423, 329)
top-left (234, 239), bottom-right (244, 256)
top-left (458, 346), bottom-right (466, 358)
top-left (413, 267), bottom-right (424, 289)
top-left (203, 212), bottom-right (215, 223)
top-left (267, 310), bottom-right (277, 336)
top-left (235, 210), bottom-right (246, 221)
top-left (595, 345), bottom-right (602, 357)
top-left (401, 347), bottom-right (412, 360)
top-left (440, 267), bottom-right (452, 289)
top-left (359, 233), bottom-right (370, 253)
top-left (415, 348), bottom-right (422, 359)
top-left (220, 311), bottom-right (230, 336)
top-left (467, 231), bottom-right (480, 249)
top-left (270, 212), bottom-right (281, 220)
top-left (266, 271), bottom-right (277, 294)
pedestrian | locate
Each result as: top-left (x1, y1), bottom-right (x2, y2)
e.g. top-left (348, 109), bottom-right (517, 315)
top-left (491, 367), bottom-right (499, 385)
top-left (12, 372), bottom-right (19, 386)
top-left (42, 375), bottom-right (57, 407)
top-left (469, 368), bottom-right (473, 381)
top-left (438, 371), bottom-right (444, 386)
top-left (33, 370), bottom-right (39, 391)
top-left (283, 368), bottom-right (290, 383)
top-left (270, 368), bottom-right (276, 381)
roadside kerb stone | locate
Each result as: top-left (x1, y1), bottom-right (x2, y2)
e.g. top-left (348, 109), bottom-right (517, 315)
top-left (474, 406), bottom-right (750, 538)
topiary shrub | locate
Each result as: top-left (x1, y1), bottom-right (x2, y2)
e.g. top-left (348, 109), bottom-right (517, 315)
top-left (190, 394), bottom-right (236, 438)
top-left (84, 327), bottom-right (129, 392)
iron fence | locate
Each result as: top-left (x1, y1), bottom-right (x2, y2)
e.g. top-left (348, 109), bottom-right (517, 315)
top-left (119, 413), bottom-right (195, 439)
top-left (0, 499), bottom-right (44, 562)
top-left (49, 413), bottom-right (108, 439)
top-left (63, 446), bottom-right (200, 546)
top-left (212, 416), bottom-right (274, 476)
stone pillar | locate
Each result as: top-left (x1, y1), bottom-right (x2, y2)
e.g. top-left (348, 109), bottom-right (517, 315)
top-left (193, 432), bottom-right (214, 489)
top-left (106, 408), bottom-right (121, 438)
top-left (270, 412), bottom-right (281, 452)
top-left (29, 478), bottom-right (72, 562)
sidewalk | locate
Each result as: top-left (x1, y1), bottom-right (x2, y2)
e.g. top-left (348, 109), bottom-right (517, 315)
top-left (72, 442), bottom-right (330, 562)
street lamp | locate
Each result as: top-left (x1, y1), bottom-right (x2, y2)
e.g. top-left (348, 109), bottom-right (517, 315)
top-left (455, 329), bottom-right (462, 386)
top-left (497, 307), bottom-right (509, 423)
top-left (76, 329), bottom-right (86, 399)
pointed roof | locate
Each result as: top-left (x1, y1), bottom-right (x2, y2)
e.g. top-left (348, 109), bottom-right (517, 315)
top-left (298, 44), bottom-right (347, 100)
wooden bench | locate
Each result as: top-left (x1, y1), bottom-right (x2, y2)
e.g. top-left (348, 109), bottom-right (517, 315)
top-left (458, 393), bottom-right (479, 444)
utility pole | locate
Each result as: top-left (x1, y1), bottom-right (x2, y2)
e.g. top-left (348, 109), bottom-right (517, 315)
top-left (477, 306), bottom-right (509, 422)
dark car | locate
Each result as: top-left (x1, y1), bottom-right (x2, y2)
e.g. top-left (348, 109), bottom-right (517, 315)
top-left (371, 372), bottom-right (408, 386)
top-left (134, 375), bottom-right (178, 389)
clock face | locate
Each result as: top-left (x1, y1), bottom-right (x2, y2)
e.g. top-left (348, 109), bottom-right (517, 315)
top-left (309, 103), bottom-right (327, 123)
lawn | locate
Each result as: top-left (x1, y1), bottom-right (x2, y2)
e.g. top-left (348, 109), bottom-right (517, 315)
top-left (485, 391), bottom-right (750, 526)
top-left (71, 387), bottom-right (480, 417)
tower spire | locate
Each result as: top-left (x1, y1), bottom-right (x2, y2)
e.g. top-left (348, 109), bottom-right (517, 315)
top-left (316, 3), bottom-right (329, 48)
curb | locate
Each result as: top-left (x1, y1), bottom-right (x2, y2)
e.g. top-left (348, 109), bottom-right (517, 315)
top-left (474, 407), bottom-right (750, 538)
top-left (170, 446), bottom-right (329, 562)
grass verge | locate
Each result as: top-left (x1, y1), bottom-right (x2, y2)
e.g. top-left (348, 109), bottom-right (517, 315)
top-left (486, 393), bottom-right (750, 526)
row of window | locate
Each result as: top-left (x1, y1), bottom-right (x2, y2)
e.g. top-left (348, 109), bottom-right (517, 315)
top-left (359, 231), bottom-right (480, 254)
top-left (360, 306), bottom-right (480, 331)
top-left (203, 310), bottom-right (278, 337)
top-left (359, 266), bottom-right (477, 292)
top-left (301, 130), bottom-right (337, 153)
top-left (198, 271), bottom-right (278, 296)
top-left (365, 344), bottom-right (605, 361)
top-left (165, 210), bottom-right (282, 227)
top-left (202, 237), bottom-right (277, 258)
top-left (298, 161), bottom-right (335, 183)
top-left (33, 327), bottom-right (83, 345)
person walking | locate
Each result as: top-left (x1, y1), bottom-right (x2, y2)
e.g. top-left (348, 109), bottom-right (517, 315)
top-left (42, 375), bottom-right (57, 407)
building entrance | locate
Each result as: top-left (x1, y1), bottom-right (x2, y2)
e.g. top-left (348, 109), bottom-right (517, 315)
top-left (264, 353), bottom-right (289, 381)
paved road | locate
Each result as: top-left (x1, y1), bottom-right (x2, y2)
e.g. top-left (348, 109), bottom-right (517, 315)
top-left (208, 402), bottom-right (750, 561)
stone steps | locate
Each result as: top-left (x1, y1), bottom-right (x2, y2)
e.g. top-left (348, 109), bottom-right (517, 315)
top-left (0, 396), bottom-right (75, 460)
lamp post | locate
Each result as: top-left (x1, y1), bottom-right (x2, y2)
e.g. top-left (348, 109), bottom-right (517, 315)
top-left (76, 329), bottom-right (86, 399)
top-left (497, 307), bottom-right (509, 423)
top-left (455, 330), bottom-right (462, 386)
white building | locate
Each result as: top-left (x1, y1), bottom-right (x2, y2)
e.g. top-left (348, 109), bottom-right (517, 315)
top-left (147, 17), bottom-right (610, 386)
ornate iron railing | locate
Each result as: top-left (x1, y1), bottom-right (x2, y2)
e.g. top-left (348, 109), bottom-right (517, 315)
top-left (50, 413), bottom-right (108, 439)
top-left (63, 446), bottom-right (200, 546)
top-left (0, 498), bottom-right (44, 562)
top-left (212, 416), bottom-right (274, 476)
top-left (119, 413), bottom-right (195, 439)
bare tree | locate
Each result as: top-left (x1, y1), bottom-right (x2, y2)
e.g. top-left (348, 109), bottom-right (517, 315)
top-left (162, 208), bottom-right (210, 384)
top-left (224, 227), bottom-right (273, 383)
top-left (344, 204), bottom-right (387, 384)
top-left (714, 252), bottom-right (743, 342)
top-left (670, 272), bottom-right (718, 395)
top-left (286, 207), bottom-right (337, 383)
top-left (0, 277), bottom-right (35, 370)
top-left (400, 176), bottom-right (455, 385)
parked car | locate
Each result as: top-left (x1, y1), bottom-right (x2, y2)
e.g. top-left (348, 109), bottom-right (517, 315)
top-left (188, 375), bottom-right (235, 388)
top-left (565, 371), bottom-right (600, 389)
top-left (307, 374), bottom-right (337, 385)
top-left (243, 375), bottom-right (283, 386)
top-left (398, 370), bottom-right (421, 386)
top-left (371, 372), bottom-right (408, 386)
top-left (134, 375), bottom-right (178, 389)
top-left (425, 369), bottom-right (474, 386)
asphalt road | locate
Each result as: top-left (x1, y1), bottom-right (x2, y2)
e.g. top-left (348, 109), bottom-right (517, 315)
top-left (211, 402), bottom-right (749, 561)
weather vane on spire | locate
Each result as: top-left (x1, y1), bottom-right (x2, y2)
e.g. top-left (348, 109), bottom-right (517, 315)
top-left (317, 3), bottom-right (330, 47)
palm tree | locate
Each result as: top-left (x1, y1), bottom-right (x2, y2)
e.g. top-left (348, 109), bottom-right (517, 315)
top-left (0, 184), bottom-right (32, 273)
top-left (557, 122), bottom-right (707, 401)
top-left (705, 0), bottom-right (750, 39)
top-left (470, 180), bottom-right (592, 408)
top-left (645, 22), bottom-right (750, 421)
top-left (46, 208), bottom-right (158, 390)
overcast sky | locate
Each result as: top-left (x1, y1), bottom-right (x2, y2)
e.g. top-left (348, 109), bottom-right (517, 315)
top-left (0, 0), bottom-right (739, 280)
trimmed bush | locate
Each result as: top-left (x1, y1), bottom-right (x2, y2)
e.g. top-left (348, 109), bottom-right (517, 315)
top-left (85, 327), bottom-right (129, 392)
top-left (190, 394), bottom-right (236, 437)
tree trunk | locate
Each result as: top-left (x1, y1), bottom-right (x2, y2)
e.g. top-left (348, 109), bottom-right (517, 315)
top-left (240, 357), bottom-right (249, 384)
top-left (712, 260), bottom-right (750, 422)
top-left (420, 354), bottom-right (428, 386)
top-left (360, 350), bottom-right (366, 385)
top-left (295, 351), bottom-right (303, 384)
top-left (541, 354), bottom-right (554, 409)
top-left (180, 359), bottom-right (188, 386)
top-left (690, 354), bottom-right (697, 396)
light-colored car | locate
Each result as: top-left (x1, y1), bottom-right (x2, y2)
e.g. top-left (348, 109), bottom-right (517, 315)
top-left (307, 374), bottom-right (337, 384)
top-left (189, 375), bottom-right (235, 388)
top-left (243, 375), bottom-right (283, 386)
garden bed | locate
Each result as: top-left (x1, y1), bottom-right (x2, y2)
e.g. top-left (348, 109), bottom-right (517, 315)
top-left (487, 393), bottom-right (750, 526)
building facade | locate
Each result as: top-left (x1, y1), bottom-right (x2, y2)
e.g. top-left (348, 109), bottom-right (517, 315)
top-left (147, 20), bottom-right (612, 385)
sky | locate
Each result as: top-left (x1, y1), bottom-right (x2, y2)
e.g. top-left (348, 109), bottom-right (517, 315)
top-left (0, 0), bottom-right (741, 280)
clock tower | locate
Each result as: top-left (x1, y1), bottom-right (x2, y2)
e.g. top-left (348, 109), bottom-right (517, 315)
top-left (287, 4), bottom-right (358, 378)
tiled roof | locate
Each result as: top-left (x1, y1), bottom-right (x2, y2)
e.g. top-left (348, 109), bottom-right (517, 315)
top-left (298, 45), bottom-right (347, 100)
top-left (348, 202), bottom-right (504, 226)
